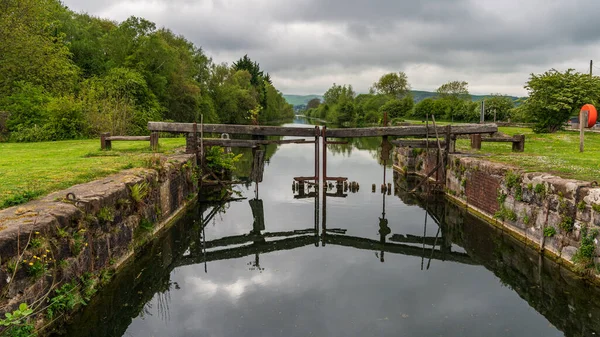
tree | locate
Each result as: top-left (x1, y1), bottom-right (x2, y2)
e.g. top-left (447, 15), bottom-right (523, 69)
top-left (232, 54), bottom-right (264, 87)
top-left (371, 72), bottom-right (410, 98)
top-left (523, 69), bottom-right (600, 133)
top-left (0, 0), bottom-right (79, 95)
top-left (436, 81), bottom-right (470, 101)
top-left (306, 98), bottom-right (321, 110)
top-left (379, 94), bottom-right (414, 119)
top-left (484, 94), bottom-right (514, 122)
top-left (412, 98), bottom-right (435, 119)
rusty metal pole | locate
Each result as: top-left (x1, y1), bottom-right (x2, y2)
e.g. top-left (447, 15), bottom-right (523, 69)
top-left (322, 126), bottom-right (327, 181)
top-left (315, 126), bottom-right (319, 183)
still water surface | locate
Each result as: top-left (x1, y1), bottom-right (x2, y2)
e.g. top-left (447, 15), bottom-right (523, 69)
top-left (60, 117), bottom-right (600, 337)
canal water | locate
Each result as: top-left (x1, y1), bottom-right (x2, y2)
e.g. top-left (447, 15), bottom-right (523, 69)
top-left (58, 117), bottom-right (600, 337)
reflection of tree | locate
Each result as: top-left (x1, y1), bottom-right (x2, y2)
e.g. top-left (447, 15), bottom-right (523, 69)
top-left (232, 142), bottom-right (280, 179)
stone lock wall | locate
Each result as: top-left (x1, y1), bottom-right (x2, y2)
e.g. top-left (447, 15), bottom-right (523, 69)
top-left (395, 147), bottom-right (600, 268)
top-left (0, 153), bottom-right (197, 325)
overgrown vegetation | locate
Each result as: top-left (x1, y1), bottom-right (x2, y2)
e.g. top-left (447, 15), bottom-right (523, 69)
top-left (205, 147), bottom-right (243, 172)
top-left (543, 227), bottom-right (556, 237)
top-left (559, 216), bottom-right (575, 233)
top-left (0, 1), bottom-right (293, 143)
top-left (521, 69), bottom-right (600, 133)
top-left (573, 225), bottom-right (598, 269)
top-left (129, 182), bottom-right (149, 205)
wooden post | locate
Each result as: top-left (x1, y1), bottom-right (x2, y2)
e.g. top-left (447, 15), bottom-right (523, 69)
top-left (580, 110), bottom-right (588, 153)
top-left (470, 134), bottom-right (482, 150)
top-left (100, 132), bottom-right (111, 150)
top-left (449, 135), bottom-right (456, 153)
top-left (512, 134), bottom-right (525, 152)
top-left (186, 133), bottom-right (195, 154)
top-left (150, 132), bottom-right (159, 152)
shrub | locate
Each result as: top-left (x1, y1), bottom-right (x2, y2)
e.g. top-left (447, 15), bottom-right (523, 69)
top-left (543, 227), bottom-right (556, 237)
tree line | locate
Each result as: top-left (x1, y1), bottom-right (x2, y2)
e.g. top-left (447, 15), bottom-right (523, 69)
top-left (305, 69), bottom-right (600, 133)
top-left (0, 0), bottom-right (294, 142)
top-left (304, 73), bottom-right (515, 126)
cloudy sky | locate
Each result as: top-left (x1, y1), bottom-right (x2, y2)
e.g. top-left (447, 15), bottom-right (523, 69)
top-left (61, 0), bottom-right (600, 96)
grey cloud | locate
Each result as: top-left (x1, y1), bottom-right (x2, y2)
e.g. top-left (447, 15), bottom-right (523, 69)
top-left (62, 0), bottom-right (600, 95)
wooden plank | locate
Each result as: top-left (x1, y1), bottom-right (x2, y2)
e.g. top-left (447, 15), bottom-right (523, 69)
top-left (106, 136), bottom-right (151, 141)
top-left (148, 122), bottom-right (317, 137)
top-left (391, 140), bottom-right (446, 148)
top-left (325, 123), bottom-right (497, 138)
top-left (481, 137), bottom-right (519, 143)
top-left (200, 138), bottom-right (312, 148)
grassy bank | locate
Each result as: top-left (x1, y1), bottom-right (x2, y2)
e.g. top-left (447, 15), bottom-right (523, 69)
top-left (455, 127), bottom-right (600, 182)
top-left (0, 138), bottom-right (186, 209)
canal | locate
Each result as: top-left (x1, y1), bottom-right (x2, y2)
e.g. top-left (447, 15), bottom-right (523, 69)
top-left (57, 117), bottom-right (600, 337)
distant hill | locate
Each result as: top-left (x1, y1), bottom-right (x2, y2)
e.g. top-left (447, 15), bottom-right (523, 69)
top-left (284, 92), bottom-right (521, 106)
top-left (283, 94), bottom-right (323, 106)
top-left (403, 90), bottom-right (521, 103)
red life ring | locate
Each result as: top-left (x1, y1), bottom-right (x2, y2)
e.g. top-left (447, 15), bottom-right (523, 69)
top-left (580, 104), bottom-right (597, 128)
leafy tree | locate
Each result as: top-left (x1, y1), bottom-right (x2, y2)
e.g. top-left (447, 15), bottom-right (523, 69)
top-left (45, 96), bottom-right (87, 140)
top-left (483, 94), bottom-right (514, 122)
top-left (323, 84), bottom-right (355, 106)
top-left (371, 72), bottom-right (410, 98)
top-left (306, 98), bottom-right (321, 109)
top-left (0, 82), bottom-right (50, 132)
top-left (523, 69), bottom-right (600, 133)
top-left (412, 98), bottom-right (435, 119)
top-left (233, 54), bottom-right (265, 87)
top-left (0, 0), bottom-right (79, 95)
top-left (379, 94), bottom-right (414, 119)
top-left (436, 81), bottom-right (470, 101)
top-left (81, 67), bottom-right (161, 135)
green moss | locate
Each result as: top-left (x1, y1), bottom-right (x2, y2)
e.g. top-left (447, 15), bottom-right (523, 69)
top-left (505, 170), bottom-right (520, 189)
top-left (534, 183), bottom-right (546, 196)
top-left (515, 184), bottom-right (523, 201)
top-left (543, 227), bottom-right (556, 237)
top-left (139, 218), bottom-right (154, 232)
top-left (494, 207), bottom-right (517, 222)
top-left (578, 201), bottom-right (586, 211)
top-left (573, 226), bottom-right (598, 269)
top-left (593, 204), bottom-right (600, 213)
top-left (97, 207), bottom-right (114, 223)
top-left (497, 191), bottom-right (507, 205)
top-left (559, 216), bottom-right (574, 233)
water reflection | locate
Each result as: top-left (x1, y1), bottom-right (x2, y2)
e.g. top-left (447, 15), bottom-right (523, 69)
top-left (57, 118), bottom-right (600, 337)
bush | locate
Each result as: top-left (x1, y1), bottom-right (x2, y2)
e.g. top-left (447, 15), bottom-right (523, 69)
top-left (45, 96), bottom-right (87, 140)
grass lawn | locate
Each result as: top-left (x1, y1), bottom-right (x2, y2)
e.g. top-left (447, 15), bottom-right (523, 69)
top-left (0, 137), bottom-right (186, 209)
top-left (455, 127), bottom-right (600, 182)
top-left (404, 119), bottom-right (600, 181)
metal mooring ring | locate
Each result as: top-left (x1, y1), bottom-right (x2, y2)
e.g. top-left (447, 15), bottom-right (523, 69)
top-left (220, 133), bottom-right (230, 140)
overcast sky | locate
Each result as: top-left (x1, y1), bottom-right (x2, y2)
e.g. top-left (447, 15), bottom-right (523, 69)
top-left (61, 0), bottom-right (600, 96)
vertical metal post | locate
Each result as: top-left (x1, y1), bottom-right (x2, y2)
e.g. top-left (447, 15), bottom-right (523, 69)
top-left (480, 100), bottom-right (485, 124)
top-left (315, 126), bottom-right (319, 183)
top-left (322, 126), bottom-right (327, 181)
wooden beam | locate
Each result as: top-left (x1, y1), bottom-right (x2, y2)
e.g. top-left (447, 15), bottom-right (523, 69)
top-left (391, 140), bottom-right (446, 148)
top-left (200, 138), bottom-right (313, 148)
top-left (106, 136), bottom-right (151, 141)
top-left (481, 137), bottom-right (519, 143)
top-left (325, 123), bottom-right (497, 138)
top-left (148, 122), bottom-right (317, 137)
